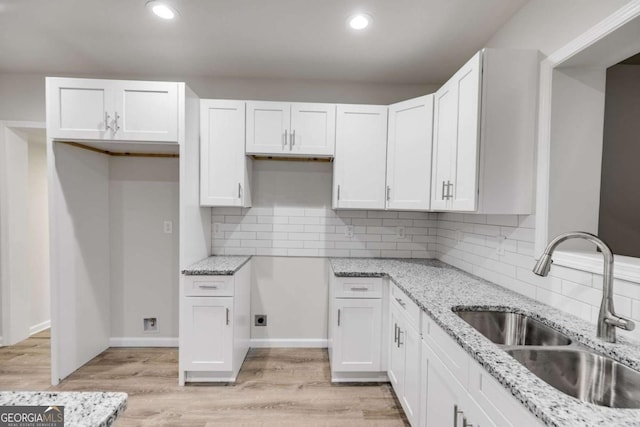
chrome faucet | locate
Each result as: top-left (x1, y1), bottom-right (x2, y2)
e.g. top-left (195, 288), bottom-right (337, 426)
top-left (532, 231), bottom-right (635, 343)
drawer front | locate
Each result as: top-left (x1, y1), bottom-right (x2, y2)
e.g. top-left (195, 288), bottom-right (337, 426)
top-left (184, 275), bottom-right (234, 297)
top-left (423, 316), bottom-right (469, 386)
top-left (390, 283), bottom-right (420, 329)
top-left (333, 277), bottom-right (383, 298)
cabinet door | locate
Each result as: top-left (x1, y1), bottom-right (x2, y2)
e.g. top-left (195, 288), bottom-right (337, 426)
top-left (388, 306), bottom-right (405, 395)
top-left (402, 323), bottom-right (421, 426)
top-left (46, 77), bottom-right (112, 140)
top-left (451, 52), bottom-right (482, 211)
top-left (333, 104), bottom-right (387, 209)
top-left (289, 103), bottom-right (336, 156)
top-left (182, 297), bottom-right (233, 371)
top-left (246, 101), bottom-right (291, 154)
top-left (332, 298), bottom-right (382, 372)
top-left (430, 80), bottom-right (457, 210)
top-left (113, 81), bottom-right (179, 142)
top-left (424, 342), bottom-right (469, 427)
top-left (387, 95), bottom-right (433, 210)
top-left (200, 100), bottom-right (250, 207)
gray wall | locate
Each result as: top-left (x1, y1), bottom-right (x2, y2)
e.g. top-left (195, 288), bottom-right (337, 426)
top-left (599, 64), bottom-right (640, 257)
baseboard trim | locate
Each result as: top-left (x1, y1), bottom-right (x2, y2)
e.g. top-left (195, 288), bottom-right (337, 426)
top-left (109, 337), bottom-right (178, 347)
top-left (250, 338), bottom-right (328, 348)
top-left (29, 320), bottom-right (51, 336)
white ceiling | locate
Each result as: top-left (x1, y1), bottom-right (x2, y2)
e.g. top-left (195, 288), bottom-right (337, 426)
top-left (0, 0), bottom-right (528, 85)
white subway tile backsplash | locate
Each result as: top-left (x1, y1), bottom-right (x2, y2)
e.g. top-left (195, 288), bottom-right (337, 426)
top-left (398, 211), bottom-right (429, 219)
top-left (273, 240), bottom-right (304, 249)
top-left (382, 219), bottom-right (414, 227)
top-left (352, 218), bottom-right (383, 226)
top-left (381, 250), bottom-right (412, 258)
top-left (273, 224), bottom-right (305, 233)
top-left (240, 223), bottom-right (273, 232)
top-left (273, 207), bottom-right (306, 217)
top-left (367, 211), bottom-right (399, 219)
top-left (258, 216), bottom-right (289, 224)
top-left (486, 214), bottom-right (519, 227)
top-left (289, 216), bottom-right (321, 225)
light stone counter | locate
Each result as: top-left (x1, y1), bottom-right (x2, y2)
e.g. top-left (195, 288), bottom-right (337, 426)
top-left (330, 257), bottom-right (640, 427)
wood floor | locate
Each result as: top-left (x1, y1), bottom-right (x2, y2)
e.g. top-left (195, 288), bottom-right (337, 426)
top-left (0, 331), bottom-right (409, 426)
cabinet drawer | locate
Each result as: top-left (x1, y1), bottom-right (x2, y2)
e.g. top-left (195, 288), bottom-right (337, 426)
top-left (333, 277), bottom-right (382, 298)
top-left (183, 276), bottom-right (234, 297)
top-left (423, 316), bottom-right (469, 386)
top-left (390, 283), bottom-right (420, 329)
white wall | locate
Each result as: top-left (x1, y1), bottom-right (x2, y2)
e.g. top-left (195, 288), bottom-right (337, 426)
top-left (27, 135), bottom-right (50, 334)
top-left (0, 72), bottom-right (438, 123)
top-left (436, 0), bottom-right (640, 343)
top-left (109, 157), bottom-right (179, 342)
top-left (485, 0), bottom-right (632, 55)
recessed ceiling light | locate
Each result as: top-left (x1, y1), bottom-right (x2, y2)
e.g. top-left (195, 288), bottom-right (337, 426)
top-left (146, 1), bottom-right (178, 20)
top-left (348, 14), bottom-right (371, 30)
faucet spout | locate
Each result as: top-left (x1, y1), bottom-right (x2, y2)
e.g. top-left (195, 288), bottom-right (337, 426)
top-left (532, 231), bottom-right (635, 343)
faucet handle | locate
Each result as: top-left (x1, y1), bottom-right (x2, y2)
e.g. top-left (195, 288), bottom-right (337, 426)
top-left (605, 316), bottom-right (636, 331)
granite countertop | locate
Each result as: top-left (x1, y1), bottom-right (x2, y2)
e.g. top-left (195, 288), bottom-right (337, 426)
top-left (181, 255), bottom-right (251, 275)
top-left (329, 257), bottom-right (640, 427)
top-left (0, 391), bottom-right (127, 427)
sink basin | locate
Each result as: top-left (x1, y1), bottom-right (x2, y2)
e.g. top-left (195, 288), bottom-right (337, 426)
top-left (507, 348), bottom-right (640, 408)
top-left (454, 310), bottom-right (572, 346)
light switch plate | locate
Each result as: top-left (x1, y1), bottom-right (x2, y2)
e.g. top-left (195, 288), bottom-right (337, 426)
top-left (163, 221), bottom-right (173, 234)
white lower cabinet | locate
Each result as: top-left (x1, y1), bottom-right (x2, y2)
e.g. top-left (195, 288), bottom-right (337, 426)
top-left (328, 274), bottom-right (387, 382)
top-left (179, 260), bottom-right (251, 384)
top-left (419, 315), bottom-right (543, 427)
top-left (389, 295), bottom-right (422, 426)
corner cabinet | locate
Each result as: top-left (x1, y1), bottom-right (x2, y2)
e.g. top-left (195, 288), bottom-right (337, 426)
top-left (200, 100), bottom-right (252, 207)
top-left (46, 77), bottom-right (179, 142)
top-left (332, 104), bottom-right (388, 209)
top-left (245, 101), bottom-right (336, 157)
top-left (328, 273), bottom-right (388, 382)
top-left (430, 49), bottom-right (539, 214)
top-left (386, 95), bottom-right (434, 210)
top-left (179, 260), bottom-right (251, 384)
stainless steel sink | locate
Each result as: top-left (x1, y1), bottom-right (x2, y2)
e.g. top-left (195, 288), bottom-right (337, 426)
top-left (506, 348), bottom-right (640, 408)
top-left (454, 310), bottom-right (572, 346)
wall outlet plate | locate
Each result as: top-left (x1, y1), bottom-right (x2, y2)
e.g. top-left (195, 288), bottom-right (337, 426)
top-left (396, 226), bottom-right (406, 239)
top-left (254, 314), bottom-right (267, 327)
top-left (143, 317), bottom-right (158, 333)
top-left (345, 225), bottom-right (354, 238)
top-left (163, 221), bottom-right (173, 234)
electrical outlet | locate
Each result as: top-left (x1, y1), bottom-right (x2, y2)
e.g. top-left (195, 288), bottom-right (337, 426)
top-left (496, 235), bottom-right (506, 256)
top-left (143, 317), bottom-right (158, 333)
top-left (163, 221), bottom-right (173, 234)
top-left (396, 226), bottom-right (406, 239)
top-left (213, 222), bottom-right (224, 238)
top-left (345, 225), bottom-right (354, 238)
top-left (254, 314), bottom-right (267, 326)
top-left (455, 229), bottom-right (463, 243)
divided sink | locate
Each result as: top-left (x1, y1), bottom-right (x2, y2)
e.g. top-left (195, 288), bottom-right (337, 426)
top-left (454, 310), bottom-right (572, 346)
top-left (506, 348), bottom-right (640, 409)
top-left (452, 308), bottom-right (640, 408)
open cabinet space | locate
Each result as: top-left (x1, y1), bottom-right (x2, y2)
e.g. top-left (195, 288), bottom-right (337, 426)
top-left (48, 143), bottom-right (180, 382)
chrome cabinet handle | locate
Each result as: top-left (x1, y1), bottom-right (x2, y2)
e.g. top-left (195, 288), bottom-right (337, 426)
top-left (113, 112), bottom-right (120, 132)
top-left (337, 185), bottom-right (341, 201)
top-left (442, 180), bottom-right (447, 200)
top-left (446, 180), bottom-right (454, 199)
top-left (395, 297), bottom-right (406, 308)
top-left (397, 329), bottom-right (404, 347)
top-left (387, 186), bottom-right (391, 201)
top-left (453, 404), bottom-right (464, 427)
top-left (291, 129), bottom-right (295, 150)
top-left (463, 418), bottom-right (473, 427)
top-left (226, 308), bottom-right (230, 325)
top-left (283, 129), bottom-right (288, 148)
top-left (337, 309), bottom-right (341, 326)
top-left (105, 112), bottom-right (111, 130)
top-left (238, 183), bottom-right (242, 199)
top-left (350, 286), bottom-right (368, 291)
top-left (394, 323), bottom-right (398, 343)
top-left (198, 284), bottom-right (218, 289)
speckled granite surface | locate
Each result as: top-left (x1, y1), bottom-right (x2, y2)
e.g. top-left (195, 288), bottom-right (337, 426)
top-left (329, 257), bottom-right (640, 427)
top-left (182, 256), bottom-right (251, 275)
top-left (0, 391), bottom-right (127, 427)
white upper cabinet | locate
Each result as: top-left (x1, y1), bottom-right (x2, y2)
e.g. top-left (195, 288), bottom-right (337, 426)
top-left (431, 52), bottom-right (482, 212)
top-left (245, 101), bottom-right (336, 157)
top-left (386, 95), bottom-right (433, 211)
top-left (46, 77), bottom-right (179, 142)
top-left (430, 49), bottom-right (539, 214)
top-left (200, 100), bottom-right (252, 207)
top-left (333, 104), bottom-right (388, 209)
